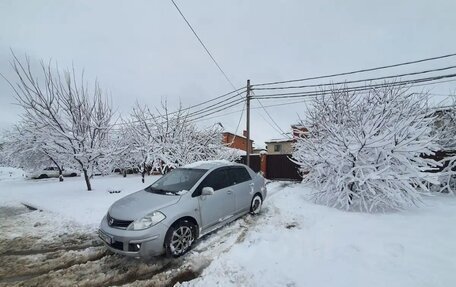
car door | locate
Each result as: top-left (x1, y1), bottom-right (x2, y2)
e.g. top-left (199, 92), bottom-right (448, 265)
top-left (195, 168), bottom-right (236, 230)
top-left (227, 167), bottom-right (253, 214)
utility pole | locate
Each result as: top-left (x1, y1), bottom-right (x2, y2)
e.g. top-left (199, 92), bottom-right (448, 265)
top-left (246, 79), bottom-right (251, 167)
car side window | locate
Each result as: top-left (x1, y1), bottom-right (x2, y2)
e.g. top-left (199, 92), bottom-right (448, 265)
top-left (228, 167), bottom-right (252, 185)
top-left (193, 168), bottom-right (231, 197)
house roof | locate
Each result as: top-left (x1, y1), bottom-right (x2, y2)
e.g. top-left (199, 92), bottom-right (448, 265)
top-left (222, 131), bottom-right (254, 142)
top-left (265, 138), bottom-right (295, 144)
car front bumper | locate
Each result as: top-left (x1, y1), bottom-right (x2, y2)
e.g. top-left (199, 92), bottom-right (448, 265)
top-left (98, 215), bottom-right (168, 258)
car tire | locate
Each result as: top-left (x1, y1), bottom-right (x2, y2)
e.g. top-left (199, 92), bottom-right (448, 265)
top-left (250, 194), bottom-right (263, 215)
top-left (38, 174), bottom-right (48, 179)
top-left (70, 173), bottom-right (77, 177)
top-left (164, 220), bottom-right (196, 258)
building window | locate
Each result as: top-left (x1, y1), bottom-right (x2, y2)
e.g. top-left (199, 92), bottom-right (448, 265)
top-left (274, 144), bottom-right (281, 152)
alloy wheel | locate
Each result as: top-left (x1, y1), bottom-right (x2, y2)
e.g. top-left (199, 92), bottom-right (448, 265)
top-left (169, 226), bottom-right (194, 256)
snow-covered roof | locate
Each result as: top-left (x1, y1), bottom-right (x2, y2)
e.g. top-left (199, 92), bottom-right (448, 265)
top-left (225, 147), bottom-right (247, 155)
top-left (265, 138), bottom-right (295, 144)
top-left (182, 160), bottom-right (238, 170)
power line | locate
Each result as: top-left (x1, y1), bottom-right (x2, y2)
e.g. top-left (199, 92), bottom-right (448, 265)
top-left (187, 98), bottom-right (245, 118)
top-left (176, 86), bottom-right (246, 113)
top-left (170, 0), bottom-right (237, 90)
top-left (187, 98), bottom-right (246, 122)
top-left (186, 92), bottom-right (246, 118)
top-left (111, 98), bottom-right (245, 131)
top-left (252, 73), bottom-right (456, 99)
top-left (112, 87), bottom-right (245, 127)
top-left (254, 52), bottom-right (456, 87)
top-left (192, 97), bottom-right (316, 123)
top-left (111, 73), bottom-right (456, 129)
top-left (170, 0), bottom-right (282, 141)
top-left (252, 65), bottom-right (456, 91)
top-left (251, 90), bottom-right (290, 138)
top-left (188, 89), bottom-right (455, 125)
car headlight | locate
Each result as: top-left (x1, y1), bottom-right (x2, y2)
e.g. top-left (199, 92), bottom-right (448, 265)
top-left (127, 211), bottom-right (166, 230)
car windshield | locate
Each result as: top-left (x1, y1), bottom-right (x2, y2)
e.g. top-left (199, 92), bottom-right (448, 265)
top-left (145, 168), bottom-right (207, 195)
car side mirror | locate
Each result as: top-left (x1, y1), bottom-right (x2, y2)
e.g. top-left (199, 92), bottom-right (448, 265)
top-left (201, 187), bottom-right (215, 196)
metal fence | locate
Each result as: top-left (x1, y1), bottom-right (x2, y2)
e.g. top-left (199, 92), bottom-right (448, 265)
top-left (239, 154), bottom-right (302, 181)
top-left (237, 155), bottom-right (261, 173)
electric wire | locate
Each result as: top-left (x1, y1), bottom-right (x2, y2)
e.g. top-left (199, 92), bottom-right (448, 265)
top-left (252, 65), bottom-right (456, 91)
top-left (254, 52), bottom-right (456, 87)
top-left (252, 73), bottom-right (456, 99)
top-left (251, 90), bottom-right (290, 138)
top-left (170, 0), bottom-right (237, 90)
top-left (170, 0), bottom-right (282, 141)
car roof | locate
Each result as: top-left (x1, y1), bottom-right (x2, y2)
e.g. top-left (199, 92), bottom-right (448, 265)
top-left (181, 160), bottom-right (242, 170)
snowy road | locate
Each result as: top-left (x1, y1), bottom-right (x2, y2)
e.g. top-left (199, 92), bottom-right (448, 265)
top-left (0, 200), bottom-right (272, 287)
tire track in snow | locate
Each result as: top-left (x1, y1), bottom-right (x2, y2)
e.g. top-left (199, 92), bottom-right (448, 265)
top-left (116, 215), bottom-right (259, 287)
top-left (0, 204), bottom-right (265, 287)
top-left (0, 247), bottom-right (108, 284)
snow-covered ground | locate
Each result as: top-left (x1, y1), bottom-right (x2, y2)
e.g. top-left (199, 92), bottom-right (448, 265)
top-left (0, 167), bottom-right (25, 181)
top-left (1, 169), bottom-right (455, 286)
top-left (0, 169), bottom-right (157, 228)
top-left (183, 182), bottom-right (456, 287)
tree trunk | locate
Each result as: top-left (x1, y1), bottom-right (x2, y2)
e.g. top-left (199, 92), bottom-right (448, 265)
top-left (58, 169), bottom-right (64, 182)
top-left (141, 162), bottom-right (146, 183)
top-left (83, 169), bottom-right (92, 191)
top-left (347, 154), bottom-right (357, 205)
top-left (123, 169), bottom-right (127, 178)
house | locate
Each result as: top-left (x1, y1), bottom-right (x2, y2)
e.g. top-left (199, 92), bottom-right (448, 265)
top-left (222, 130), bottom-right (254, 153)
top-left (265, 138), bottom-right (295, 154)
top-left (265, 124), bottom-right (308, 155)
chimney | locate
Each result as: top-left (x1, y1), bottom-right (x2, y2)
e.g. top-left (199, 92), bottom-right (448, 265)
top-left (243, 130), bottom-right (247, 137)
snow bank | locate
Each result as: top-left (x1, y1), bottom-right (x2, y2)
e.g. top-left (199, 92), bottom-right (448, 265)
top-left (183, 182), bottom-right (456, 287)
top-left (0, 174), bottom-right (160, 228)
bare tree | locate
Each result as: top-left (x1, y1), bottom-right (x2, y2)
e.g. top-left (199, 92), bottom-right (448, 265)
top-left (4, 53), bottom-right (113, 191)
top-left (293, 84), bottom-right (440, 212)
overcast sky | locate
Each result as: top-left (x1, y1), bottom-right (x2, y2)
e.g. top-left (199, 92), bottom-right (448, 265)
top-left (1, 0), bottom-right (455, 148)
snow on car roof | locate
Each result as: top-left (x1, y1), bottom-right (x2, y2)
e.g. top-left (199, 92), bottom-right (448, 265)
top-left (182, 160), bottom-right (238, 170)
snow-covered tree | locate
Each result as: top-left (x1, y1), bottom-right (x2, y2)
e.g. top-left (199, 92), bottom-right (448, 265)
top-left (5, 53), bottom-right (114, 190)
top-left (1, 121), bottom-right (69, 181)
top-left (434, 98), bottom-right (456, 194)
top-left (118, 102), bottom-right (240, 182)
top-left (293, 84), bottom-right (440, 212)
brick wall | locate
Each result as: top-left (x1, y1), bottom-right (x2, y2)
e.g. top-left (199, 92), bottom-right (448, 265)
top-left (222, 132), bottom-right (253, 153)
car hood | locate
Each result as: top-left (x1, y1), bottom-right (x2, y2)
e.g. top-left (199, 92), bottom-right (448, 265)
top-left (108, 189), bottom-right (181, 220)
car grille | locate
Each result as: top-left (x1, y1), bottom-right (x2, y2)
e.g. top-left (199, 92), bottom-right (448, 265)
top-left (107, 213), bottom-right (133, 229)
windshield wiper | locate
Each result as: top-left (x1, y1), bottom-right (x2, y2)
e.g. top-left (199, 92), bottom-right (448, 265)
top-left (145, 186), bottom-right (177, 195)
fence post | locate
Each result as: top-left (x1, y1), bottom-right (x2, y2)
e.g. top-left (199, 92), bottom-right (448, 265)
top-left (260, 151), bottom-right (267, 178)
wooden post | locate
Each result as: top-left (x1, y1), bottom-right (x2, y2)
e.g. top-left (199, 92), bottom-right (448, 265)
top-left (246, 79), bottom-right (251, 167)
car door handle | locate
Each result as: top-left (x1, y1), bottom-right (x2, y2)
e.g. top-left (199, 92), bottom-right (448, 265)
top-left (227, 190), bottom-right (233, 194)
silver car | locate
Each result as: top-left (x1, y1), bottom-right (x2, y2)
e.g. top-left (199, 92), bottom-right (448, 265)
top-left (98, 161), bottom-right (266, 258)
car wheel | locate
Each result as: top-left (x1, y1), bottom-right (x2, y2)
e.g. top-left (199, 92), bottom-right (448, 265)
top-left (164, 220), bottom-right (196, 258)
top-left (70, 173), bottom-right (77, 177)
top-left (250, 194), bottom-right (263, 215)
top-left (38, 174), bottom-right (48, 179)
